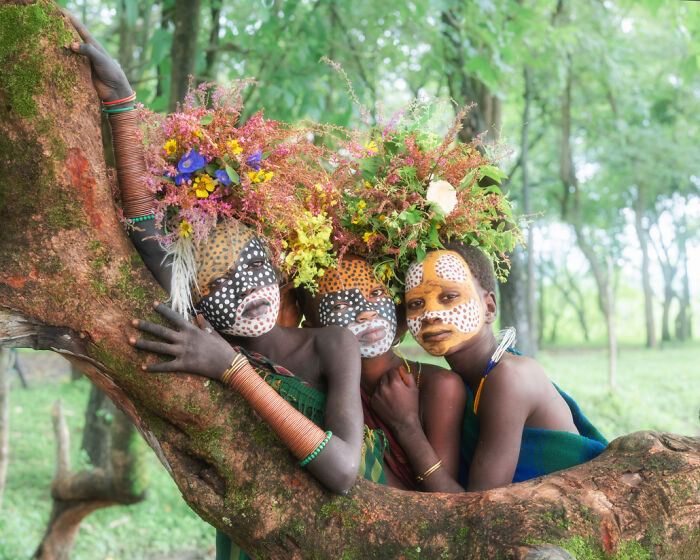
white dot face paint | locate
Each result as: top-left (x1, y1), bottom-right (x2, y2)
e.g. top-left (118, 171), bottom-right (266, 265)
top-left (198, 238), bottom-right (280, 338)
top-left (405, 251), bottom-right (485, 356)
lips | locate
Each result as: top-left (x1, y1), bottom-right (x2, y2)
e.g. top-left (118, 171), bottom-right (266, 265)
top-left (357, 325), bottom-right (387, 343)
top-left (241, 298), bottom-right (270, 318)
top-left (421, 327), bottom-right (454, 343)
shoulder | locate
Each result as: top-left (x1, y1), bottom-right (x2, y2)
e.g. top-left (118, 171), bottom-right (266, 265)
top-left (479, 355), bottom-right (547, 415)
top-left (313, 325), bottom-right (361, 369)
top-left (418, 363), bottom-right (466, 405)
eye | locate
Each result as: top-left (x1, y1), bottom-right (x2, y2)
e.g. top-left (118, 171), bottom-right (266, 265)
top-left (407, 298), bottom-right (424, 311)
top-left (247, 259), bottom-right (265, 269)
top-left (369, 287), bottom-right (386, 298)
top-left (331, 302), bottom-right (350, 313)
top-left (440, 292), bottom-right (460, 303)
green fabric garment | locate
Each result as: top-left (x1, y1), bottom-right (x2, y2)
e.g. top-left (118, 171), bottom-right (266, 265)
top-left (216, 348), bottom-right (387, 560)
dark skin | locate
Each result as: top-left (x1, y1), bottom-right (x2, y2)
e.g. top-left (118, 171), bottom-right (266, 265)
top-left (406, 275), bottom-right (579, 492)
top-left (67, 11), bottom-right (363, 494)
top-left (305, 280), bottom-right (466, 493)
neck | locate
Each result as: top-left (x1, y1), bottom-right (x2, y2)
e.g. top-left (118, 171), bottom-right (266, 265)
top-left (360, 350), bottom-right (403, 393)
top-left (444, 328), bottom-right (498, 390)
top-left (229, 324), bottom-right (286, 356)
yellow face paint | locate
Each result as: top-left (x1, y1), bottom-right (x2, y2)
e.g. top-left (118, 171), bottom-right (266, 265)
top-left (404, 251), bottom-right (484, 356)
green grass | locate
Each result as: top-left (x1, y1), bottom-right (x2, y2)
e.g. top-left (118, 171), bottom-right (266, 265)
top-left (0, 374), bottom-right (213, 560)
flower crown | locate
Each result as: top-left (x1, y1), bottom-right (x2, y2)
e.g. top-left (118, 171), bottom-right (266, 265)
top-left (336, 108), bottom-right (521, 302)
top-left (136, 83), bottom-right (343, 314)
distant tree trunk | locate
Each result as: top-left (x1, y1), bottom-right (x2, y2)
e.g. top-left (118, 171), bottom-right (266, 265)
top-left (81, 384), bottom-right (114, 467)
top-left (117, 0), bottom-right (135, 84)
top-left (537, 261), bottom-right (545, 347)
top-left (1, 5), bottom-right (699, 557)
top-left (203, 0), bottom-right (221, 81)
top-left (499, 247), bottom-right (534, 355)
top-left (155, 2), bottom-right (172, 99)
top-left (559, 63), bottom-right (617, 385)
top-left (168, 0), bottom-right (201, 111)
top-left (33, 400), bottom-right (148, 560)
top-left (675, 222), bottom-right (693, 341)
top-left (0, 348), bottom-right (12, 508)
top-left (651, 221), bottom-right (677, 343)
top-left (633, 184), bottom-right (657, 349)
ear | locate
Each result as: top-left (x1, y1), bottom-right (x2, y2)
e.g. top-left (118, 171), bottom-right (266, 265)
top-left (482, 290), bottom-right (498, 324)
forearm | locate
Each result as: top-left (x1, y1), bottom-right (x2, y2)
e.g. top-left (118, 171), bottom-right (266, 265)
top-left (392, 422), bottom-right (464, 493)
top-left (108, 110), bottom-right (171, 290)
top-left (223, 356), bottom-right (357, 493)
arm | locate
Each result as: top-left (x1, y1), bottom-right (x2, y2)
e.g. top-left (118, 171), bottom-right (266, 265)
top-left (131, 305), bottom-right (360, 493)
top-left (302, 326), bottom-right (364, 493)
top-left (466, 362), bottom-right (530, 491)
top-left (370, 366), bottom-right (465, 493)
top-left (65, 11), bottom-right (171, 291)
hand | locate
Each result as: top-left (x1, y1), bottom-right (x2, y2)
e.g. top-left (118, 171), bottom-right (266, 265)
top-left (62, 9), bottom-right (132, 102)
top-left (370, 365), bottom-right (421, 435)
top-left (129, 302), bottom-right (239, 380)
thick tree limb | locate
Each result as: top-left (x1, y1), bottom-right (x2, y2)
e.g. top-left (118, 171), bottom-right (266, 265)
top-left (0, 2), bottom-right (698, 558)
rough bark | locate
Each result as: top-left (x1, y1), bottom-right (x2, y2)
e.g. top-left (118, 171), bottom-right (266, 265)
top-left (0, 3), bottom-right (699, 559)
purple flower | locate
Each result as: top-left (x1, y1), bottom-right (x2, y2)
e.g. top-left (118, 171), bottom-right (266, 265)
top-left (178, 149), bottom-right (206, 173)
top-left (215, 169), bottom-right (232, 186)
top-left (245, 150), bottom-right (262, 171)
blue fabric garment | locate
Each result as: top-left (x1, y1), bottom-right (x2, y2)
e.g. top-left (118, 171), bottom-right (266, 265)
top-left (460, 383), bottom-right (608, 486)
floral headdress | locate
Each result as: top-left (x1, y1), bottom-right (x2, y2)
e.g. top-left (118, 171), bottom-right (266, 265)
top-left (136, 82), bottom-right (343, 315)
top-left (335, 105), bottom-right (522, 302)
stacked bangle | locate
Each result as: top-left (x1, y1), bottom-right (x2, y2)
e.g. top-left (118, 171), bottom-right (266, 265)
top-left (103, 91), bottom-right (136, 105)
top-left (415, 459), bottom-right (443, 483)
top-left (129, 214), bottom-right (155, 223)
top-left (103, 105), bottom-right (136, 114)
top-left (300, 431), bottom-right (332, 467)
top-left (221, 354), bottom-right (250, 386)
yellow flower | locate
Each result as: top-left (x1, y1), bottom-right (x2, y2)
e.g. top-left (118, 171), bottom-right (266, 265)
top-left (352, 216), bottom-right (360, 224)
top-left (378, 214), bottom-right (386, 222)
top-left (164, 139), bottom-right (177, 155)
top-left (193, 174), bottom-right (216, 198)
top-left (248, 169), bottom-right (274, 184)
top-left (264, 171), bottom-right (274, 182)
top-left (194, 130), bottom-right (203, 138)
top-left (362, 231), bottom-right (378, 244)
top-left (364, 181), bottom-right (372, 189)
top-left (180, 220), bottom-right (193, 238)
top-left (357, 201), bottom-right (366, 210)
top-left (364, 140), bottom-right (378, 153)
top-left (436, 224), bottom-right (442, 230)
top-left (227, 139), bottom-right (243, 155)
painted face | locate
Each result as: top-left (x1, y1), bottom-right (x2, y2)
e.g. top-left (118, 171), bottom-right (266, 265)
top-left (316, 257), bottom-right (397, 358)
top-left (194, 221), bottom-right (280, 338)
top-left (405, 251), bottom-right (484, 356)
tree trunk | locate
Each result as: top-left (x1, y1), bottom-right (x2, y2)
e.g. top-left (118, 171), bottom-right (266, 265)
top-left (203, 0), bottom-right (221, 81)
top-left (633, 184), bottom-right (657, 349)
top-left (498, 246), bottom-right (535, 356)
top-left (675, 225), bottom-right (692, 341)
top-left (521, 67), bottom-right (538, 355)
top-left (33, 400), bottom-right (147, 560)
top-left (168, 0), bottom-right (201, 111)
top-left (0, 347), bottom-right (12, 508)
top-left (1, 3), bottom-right (699, 558)
top-left (81, 384), bottom-right (115, 468)
top-left (559, 62), bottom-right (617, 385)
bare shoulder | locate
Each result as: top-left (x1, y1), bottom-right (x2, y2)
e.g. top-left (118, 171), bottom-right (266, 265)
top-left (480, 355), bottom-right (550, 412)
top-left (313, 325), bottom-right (361, 373)
top-left (419, 363), bottom-right (466, 403)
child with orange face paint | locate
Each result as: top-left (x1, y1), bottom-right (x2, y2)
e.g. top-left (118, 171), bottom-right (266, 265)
top-left (404, 244), bottom-right (607, 491)
top-left (302, 255), bottom-right (466, 493)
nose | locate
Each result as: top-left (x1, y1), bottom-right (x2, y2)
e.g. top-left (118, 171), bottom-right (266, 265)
top-left (356, 309), bottom-right (378, 323)
top-left (422, 312), bottom-right (443, 326)
top-left (241, 285), bottom-right (259, 298)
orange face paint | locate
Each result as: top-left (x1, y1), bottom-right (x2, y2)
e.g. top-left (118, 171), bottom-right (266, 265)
top-left (405, 251), bottom-right (484, 356)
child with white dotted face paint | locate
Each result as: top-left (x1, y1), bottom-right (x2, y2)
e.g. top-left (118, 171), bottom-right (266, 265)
top-left (405, 251), bottom-right (485, 357)
top-left (303, 255), bottom-right (467, 493)
top-left (312, 256), bottom-right (397, 358)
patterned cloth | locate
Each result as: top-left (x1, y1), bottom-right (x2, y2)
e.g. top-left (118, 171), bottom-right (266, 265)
top-left (216, 348), bottom-right (388, 560)
top-left (459, 383), bottom-right (608, 486)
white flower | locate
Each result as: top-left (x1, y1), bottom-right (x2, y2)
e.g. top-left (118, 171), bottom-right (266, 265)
top-left (426, 180), bottom-right (457, 216)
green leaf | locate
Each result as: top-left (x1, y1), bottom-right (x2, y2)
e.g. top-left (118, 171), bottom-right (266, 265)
top-left (261, 151), bottom-right (273, 160)
top-left (199, 114), bottom-right (214, 126)
top-left (359, 156), bottom-right (381, 180)
top-left (416, 245), bottom-right (427, 263)
top-left (479, 165), bottom-right (508, 184)
top-left (225, 165), bottom-right (239, 183)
